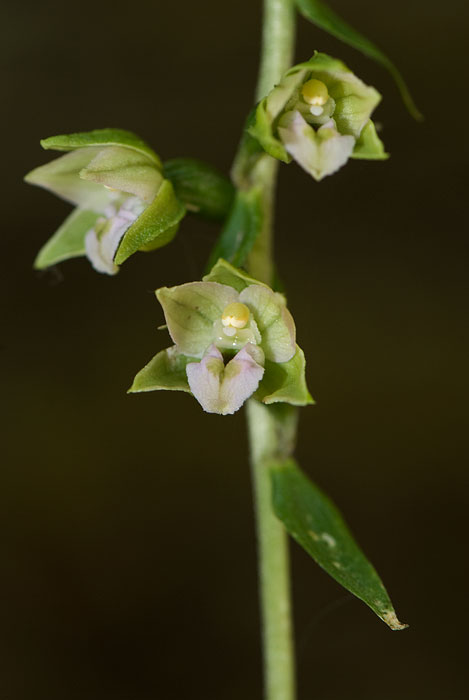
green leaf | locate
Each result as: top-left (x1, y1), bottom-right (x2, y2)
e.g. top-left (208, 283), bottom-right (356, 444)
top-left (34, 208), bottom-right (100, 269)
top-left (271, 458), bottom-right (408, 630)
top-left (203, 258), bottom-right (267, 293)
top-left (163, 158), bottom-right (234, 220)
top-left (351, 120), bottom-right (389, 160)
top-left (129, 346), bottom-right (193, 394)
top-left (114, 180), bottom-right (185, 265)
top-left (295, 0), bottom-right (422, 120)
top-left (255, 346), bottom-right (314, 406)
top-left (40, 128), bottom-right (162, 168)
top-left (206, 188), bottom-right (263, 272)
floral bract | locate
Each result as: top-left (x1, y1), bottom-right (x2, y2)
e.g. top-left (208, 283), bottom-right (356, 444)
top-left (249, 51), bottom-right (388, 181)
top-left (130, 259), bottom-right (313, 415)
top-left (25, 129), bottom-right (185, 274)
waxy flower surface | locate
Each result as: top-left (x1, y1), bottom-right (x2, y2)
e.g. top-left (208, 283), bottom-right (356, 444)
top-left (130, 259), bottom-right (313, 415)
top-left (25, 129), bottom-right (185, 274)
top-left (250, 52), bottom-right (387, 181)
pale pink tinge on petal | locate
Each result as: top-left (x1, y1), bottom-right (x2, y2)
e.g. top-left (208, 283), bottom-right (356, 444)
top-left (186, 343), bottom-right (265, 415)
top-left (278, 110), bottom-right (355, 181)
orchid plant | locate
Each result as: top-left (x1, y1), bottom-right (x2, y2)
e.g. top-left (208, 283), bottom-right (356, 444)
top-left (25, 1), bottom-right (420, 698)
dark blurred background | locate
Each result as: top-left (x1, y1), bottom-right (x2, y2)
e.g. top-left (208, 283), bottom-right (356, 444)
top-left (2, 0), bottom-right (468, 698)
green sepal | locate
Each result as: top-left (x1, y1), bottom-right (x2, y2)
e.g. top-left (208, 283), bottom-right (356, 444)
top-left (80, 146), bottom-right (163, 202)
top-left (114, 180), bottom-right (185, 265)
top-left (40, 128), bottom-right (162, 168)
top-left (128, 346), bottom-right (193, 394)
top-left (351, 120), bottom-right (389, 160)
top-left (34, 208), bottom-right (101, 269)
top-left (24, 148), bottom-right (110, 210)
top-left (255, 346), bottom-right (314, 406)
top-left (203, 258), bottom-right (268, 293)
top-left (156, 281), bottom-right (238, 357)
top-left (295, 0), bottom-right (422, 120)
top-left (296, 52), bottom-right (382, 138)
top-left (163, 158), bottom-right (234, 220)
top-left (206, 188), bottom-right (263, 272)
top-left (271, 458), bottom-right (408, 630)
top-left (248, 100), bottom-right (291, 163)
top-left (248, 67), bottom-right (310, 161)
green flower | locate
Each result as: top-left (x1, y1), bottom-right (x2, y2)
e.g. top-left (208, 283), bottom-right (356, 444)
top-left (249, 52), bottom-right (387, 181)
top-left (25, 129), bottom-right (185, 274)
top-left (130, 260), bottom-right (314, 415)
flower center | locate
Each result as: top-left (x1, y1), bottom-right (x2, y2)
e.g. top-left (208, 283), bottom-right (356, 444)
top-left (221, 302), bottom-right (250, 336)
top-left (301, 79), bottom-right (329, 117)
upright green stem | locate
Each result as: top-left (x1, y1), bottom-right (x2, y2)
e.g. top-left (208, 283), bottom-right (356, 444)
top-left (245, 2), bottom-right (297, 699)
top-left (248, 0), bottom-right (296, 286)
top-left (247, 401), bottom-right (298, 700)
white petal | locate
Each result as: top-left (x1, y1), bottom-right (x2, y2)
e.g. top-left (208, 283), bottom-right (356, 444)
top-left (84, 196), bottom-right (145, 275)
top-left (278, 110), bottom-right (355, 181)
top-left (186, 344), bottom-right (265, 415)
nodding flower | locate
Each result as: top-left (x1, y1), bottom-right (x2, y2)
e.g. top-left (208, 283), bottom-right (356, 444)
top-left (25, 129), bottom-right (185, 275)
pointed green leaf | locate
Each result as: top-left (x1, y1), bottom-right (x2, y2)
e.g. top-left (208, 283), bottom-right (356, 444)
top-left (295, 0), bottom-right (422, 120)
top-left (351, 120), bottom-right (389, 160)
top-left (34, 208), bottom-right (100, 269)
top-left (40, 128), bottom-right (162, 167)
top-left (206, 188), bottom-right (263, 272)
top-left (271, 458), bottom-right (407, 630)
top-left (114, 180), bottom-right (185, 265)
top-left (203, 258), bottom-right (268, 293)
top-left (163, 158), bottom-right (234, 220)
top-left (129, 346), bottom-right (193, 394)
top-left (255, 346), bottom-right (314, 406)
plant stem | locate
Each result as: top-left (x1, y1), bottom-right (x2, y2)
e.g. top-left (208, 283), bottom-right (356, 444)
top-left (247, 0), bottom-right (296, 286)
top-left (245, 2), bottom-right (297, 699)
top-left (247, 401), bottom-right (298, 700)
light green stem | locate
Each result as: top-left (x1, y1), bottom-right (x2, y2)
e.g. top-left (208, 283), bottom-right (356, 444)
top-left (248, 0), bottom-right (296, 286)
top-left (245, 2), bottom-right (297, 699)
top-left (247, 401), bottom-right (298, 700)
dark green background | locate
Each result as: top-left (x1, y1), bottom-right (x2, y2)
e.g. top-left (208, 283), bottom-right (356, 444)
top-left (2, 0), bottom-right (468, 697)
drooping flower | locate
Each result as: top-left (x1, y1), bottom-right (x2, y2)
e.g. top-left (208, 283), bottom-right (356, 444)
top-left (249, 52), bottom-right (387, 181)
top-left (25, 129), bottom-right (186, 274)
top-left (130, 259), bottom-right (313, 415)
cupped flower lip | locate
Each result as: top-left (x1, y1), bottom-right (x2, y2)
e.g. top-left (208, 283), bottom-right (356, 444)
top-left (186, 343), bottom-right (265, 415)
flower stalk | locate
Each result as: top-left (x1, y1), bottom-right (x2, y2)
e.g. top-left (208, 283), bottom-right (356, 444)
top-left (245, 1), bottom-right (298, 699)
